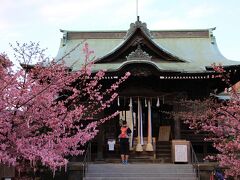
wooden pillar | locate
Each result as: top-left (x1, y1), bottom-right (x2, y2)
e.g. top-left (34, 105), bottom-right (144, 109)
top-left (96, 125), bottom-right (104, 160)
top-left (136, 97), bottom-right (143, 152)
top-left (173, 102), bottom-right (181, 140)
top-left (146, 100), bottom-right (153, 151)
top-left (203, 142), bottom-right (208, 157)
top-left (174, 117), bottom-right (181, 139)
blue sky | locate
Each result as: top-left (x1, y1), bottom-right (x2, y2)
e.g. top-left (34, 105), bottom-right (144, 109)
top-left (1, 0), bottom-right (240, 63)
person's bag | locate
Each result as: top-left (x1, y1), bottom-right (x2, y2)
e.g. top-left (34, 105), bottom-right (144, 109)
top-left (127, 128), bottom-right (132, 136)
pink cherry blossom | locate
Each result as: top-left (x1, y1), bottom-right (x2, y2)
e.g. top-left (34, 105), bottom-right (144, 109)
top-left (175, 64), bottom-right (240, 178)
top-left (0, 42), bottom-right (130, 177)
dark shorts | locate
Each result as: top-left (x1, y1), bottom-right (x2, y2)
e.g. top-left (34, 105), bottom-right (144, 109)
top-left (119, 138), bottom-right (129, 155)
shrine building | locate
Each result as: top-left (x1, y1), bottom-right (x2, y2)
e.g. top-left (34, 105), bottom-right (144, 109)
top-left (56, 17), bottom-right (240, 162)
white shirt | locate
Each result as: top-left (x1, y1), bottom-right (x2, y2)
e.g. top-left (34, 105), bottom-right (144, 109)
top-left (107, 139), bottom-right (116, 151)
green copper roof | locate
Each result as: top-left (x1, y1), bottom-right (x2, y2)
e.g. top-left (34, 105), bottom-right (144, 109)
top-left (56, 22), bottom-right (240, 73)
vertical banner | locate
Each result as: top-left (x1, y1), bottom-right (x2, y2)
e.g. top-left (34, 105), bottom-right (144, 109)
top-left (126, 97), bottom-right (134, 149)
top-left (139, 98), bottom-right (144, 145)
top-left (132, 111), bottom-right (136, 147)
top-left (136, 97), bottom-right (143, 151)
top-left (119, 111), bottom-right (125, 125)
top-left (146, 99), bottom-right (153, 151)
top-left (148, 99), bottom-right (152, 144)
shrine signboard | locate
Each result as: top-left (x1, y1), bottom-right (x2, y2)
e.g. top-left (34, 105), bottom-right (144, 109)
top-left (172, 140), bottom-right (190, 163)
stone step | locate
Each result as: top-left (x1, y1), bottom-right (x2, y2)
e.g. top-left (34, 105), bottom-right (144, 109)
top-left (156, 148), bottom-right (171, 151)
top-left (156, 143), bottom-right (172, 162)
top-left (83, 176), bottom-right (196, 180)
top-left (104, 156), bottom-right (174, 163)
top-left (156, 151), bottom-right (171, 157)
top-left (156, 144), bottom-right (171, 147)
top-left (105, 159), bottom-right (157, 164)
top-left (85, 173), bottom-right (196, 177)
top-left (156, 155), bottom-right (171, 159)
top-left (87, 163), bottom-right (195, 173)
top-left (83, 163), bottom-right (197, 180)
top-left (156, 146), bottom-right (171, 149)
top-left (156, 151), bottom-right (171, 155)
top-left (156, 143), bottom-right (171, 146)
top-left (84, 177), bottom-right (196, 180)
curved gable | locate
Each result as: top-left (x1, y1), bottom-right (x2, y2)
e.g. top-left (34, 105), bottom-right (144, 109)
top-left (95, 20), bottom-right (186, 64)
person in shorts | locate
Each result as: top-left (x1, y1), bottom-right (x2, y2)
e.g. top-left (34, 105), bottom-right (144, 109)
top-left (119, 121), bottom-right (132, 164)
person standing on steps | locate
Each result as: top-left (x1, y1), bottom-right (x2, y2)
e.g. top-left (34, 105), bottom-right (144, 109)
top-left (119, 120), bottom-right (132, 164)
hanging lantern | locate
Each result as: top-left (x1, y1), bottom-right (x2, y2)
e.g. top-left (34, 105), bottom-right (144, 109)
top-left (145, 98), bottom-right (147, 107)
top-left (156, 97), bottom-right (160, 107)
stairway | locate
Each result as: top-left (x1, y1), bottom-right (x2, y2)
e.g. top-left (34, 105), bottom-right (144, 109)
top-left (156, 141), bottom-right (172, 163)
top-left (83, 163), bottom-right (197, 180)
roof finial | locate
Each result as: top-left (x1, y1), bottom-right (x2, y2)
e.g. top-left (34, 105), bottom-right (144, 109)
top-left (136, 0), bottom-right (139, 21)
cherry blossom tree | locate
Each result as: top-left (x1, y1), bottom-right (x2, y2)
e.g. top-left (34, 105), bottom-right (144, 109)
top-left (176, 65), bottom-right (240, 178)
top-left (0, 42), bottom-right (130, 176)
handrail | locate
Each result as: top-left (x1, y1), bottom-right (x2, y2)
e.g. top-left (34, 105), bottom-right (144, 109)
top-left (190, 143), bottom-right (200, 180)
top-left (82, 142), bottom-right (92, 179)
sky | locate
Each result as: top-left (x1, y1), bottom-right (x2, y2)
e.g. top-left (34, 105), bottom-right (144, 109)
top-left (1, 0), bottom-right (240, 64)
